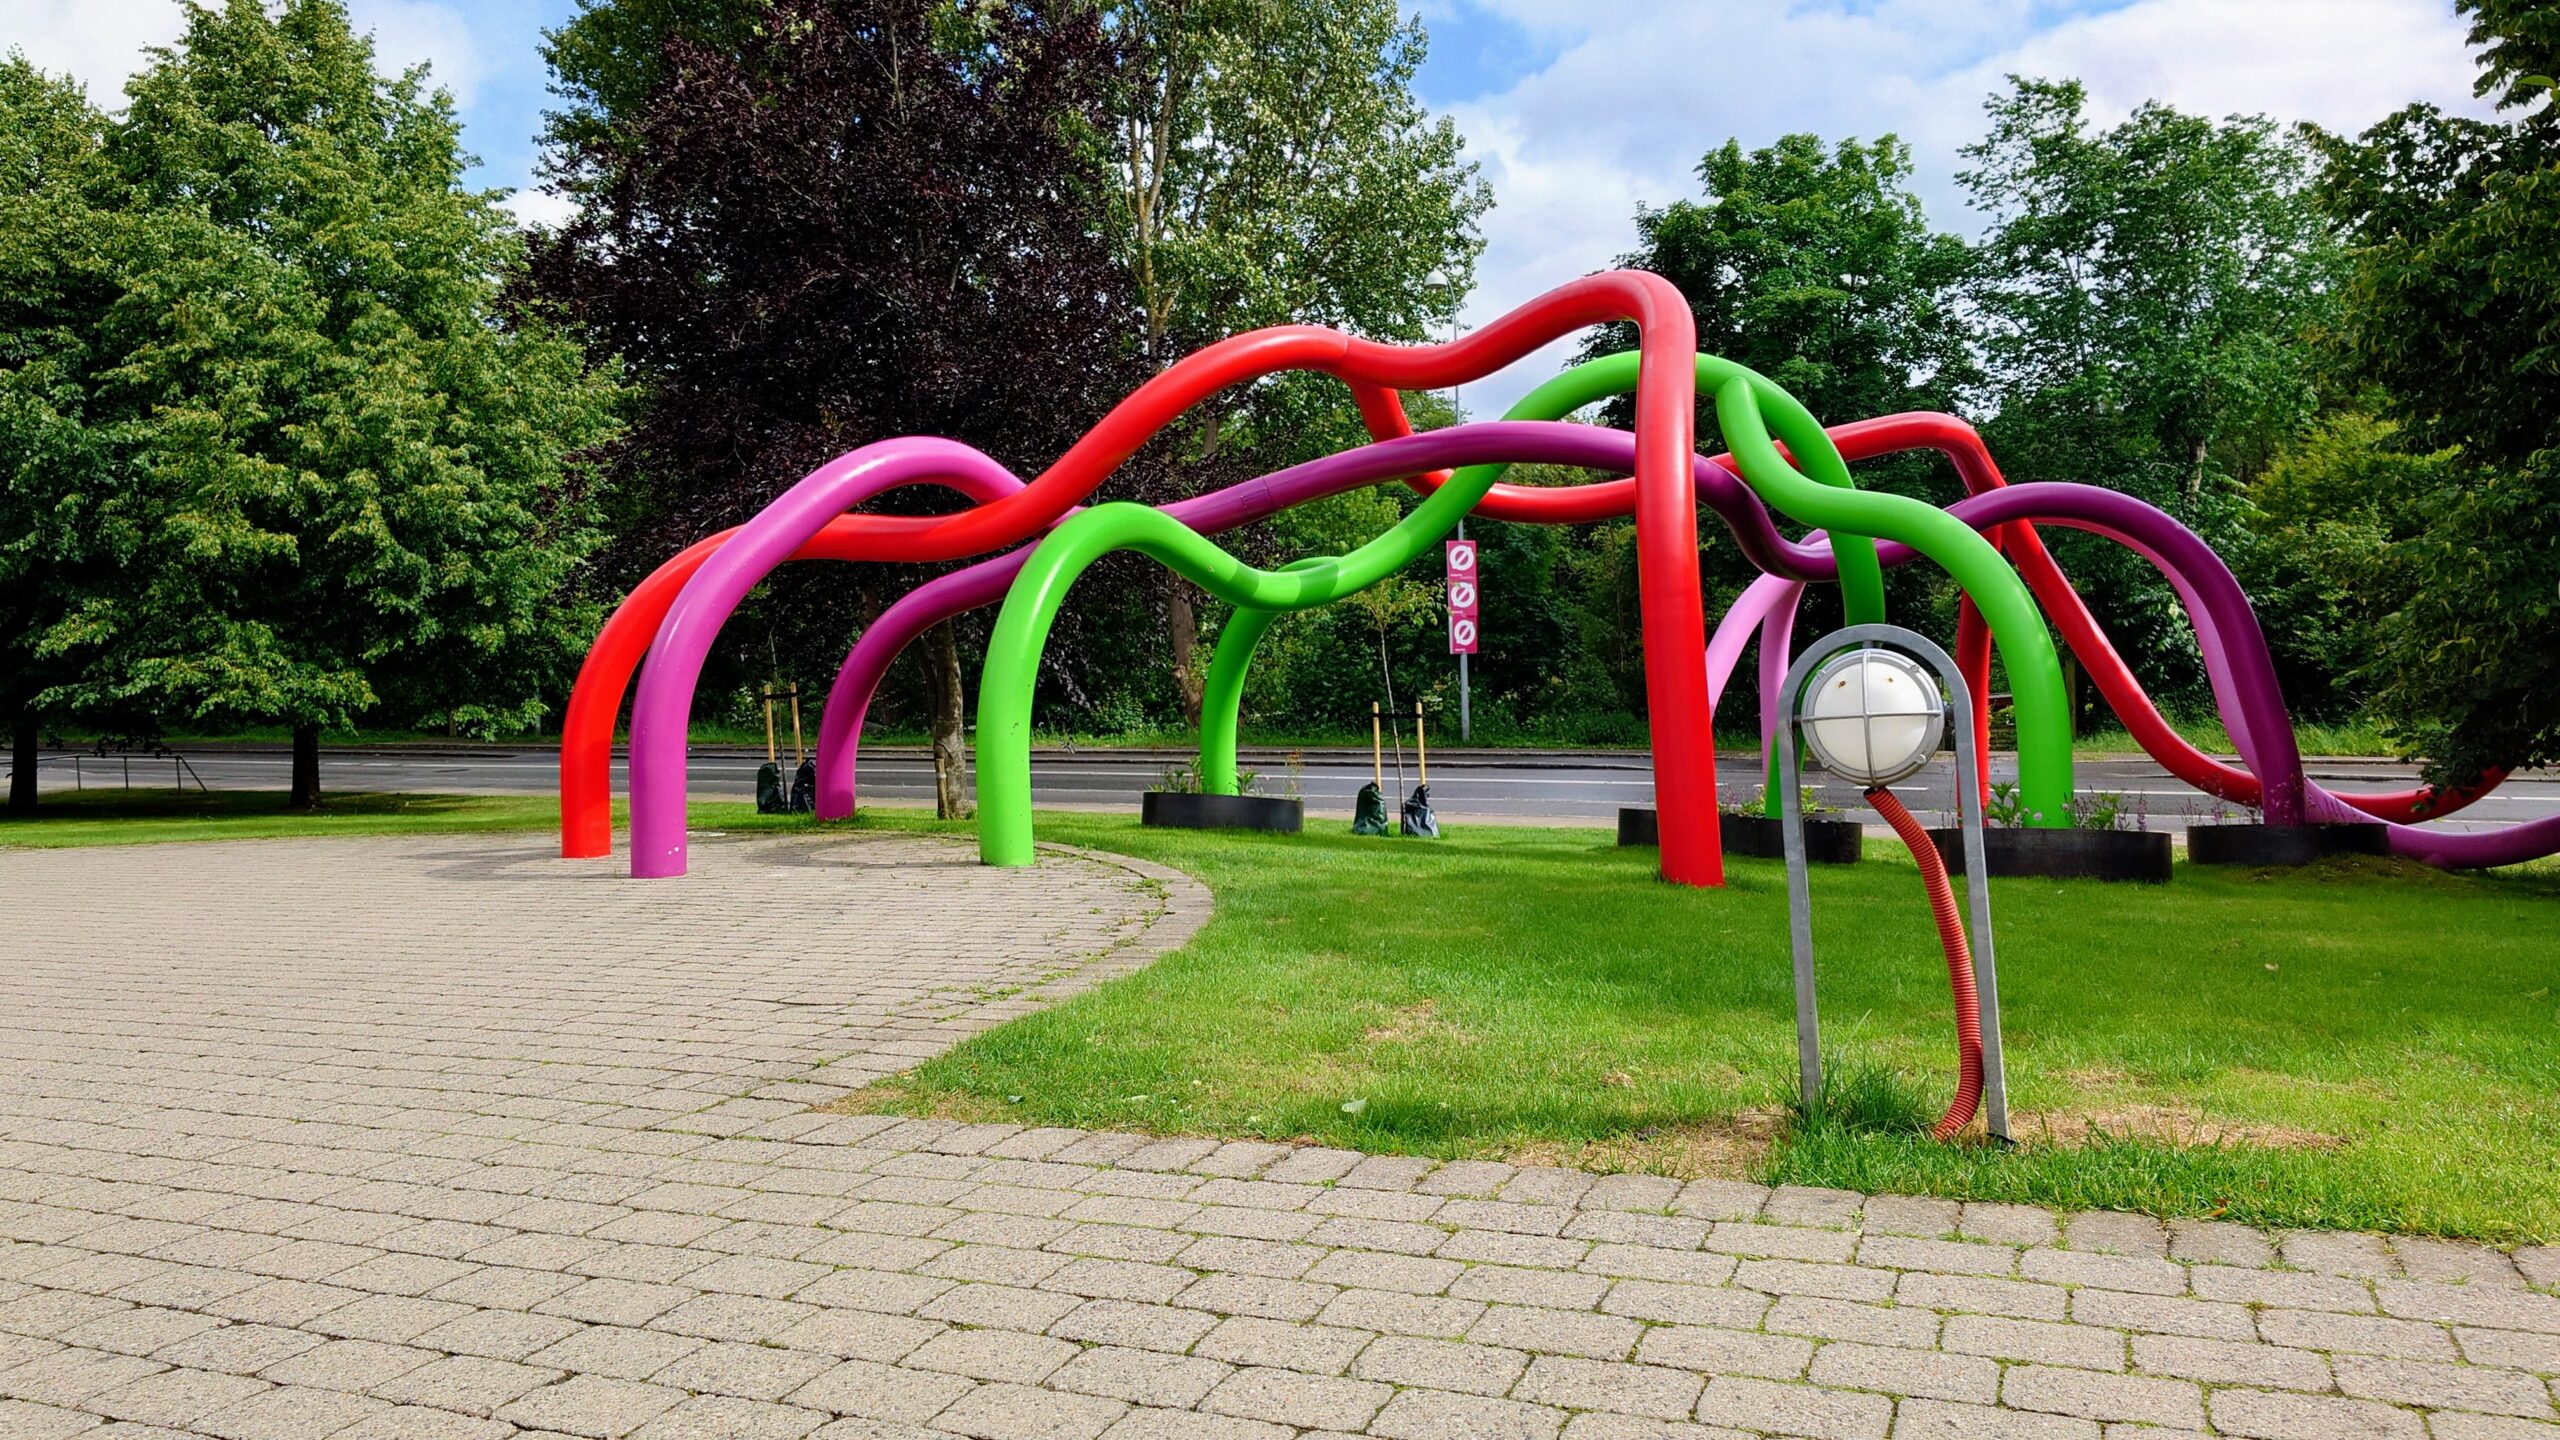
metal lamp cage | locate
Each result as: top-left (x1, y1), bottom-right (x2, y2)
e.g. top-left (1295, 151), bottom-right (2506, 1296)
top-left (1776, 624), bottom-right (2011, 1144)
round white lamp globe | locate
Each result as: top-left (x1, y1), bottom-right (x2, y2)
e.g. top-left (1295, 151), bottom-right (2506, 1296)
top-left (1799, 648), bottom-right (1947, 787)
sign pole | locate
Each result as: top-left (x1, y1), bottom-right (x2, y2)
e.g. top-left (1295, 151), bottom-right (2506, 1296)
top-left (1445, 535), bottom-right (1479, 743)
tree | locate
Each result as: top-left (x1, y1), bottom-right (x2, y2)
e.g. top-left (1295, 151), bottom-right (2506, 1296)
top-left (10, 1), bottom-right (620, 809)
top-left (1104, 0), bottom-right (1489, 724)
top-left (0, 60), bottom-right (122, 810)
top-left (529, 0), bottom-right (1158, 816)
top-left (2307, 0), bottom-right (2560, 782)
top-left (1588, 134), bottom-right (1975, 432)
top-left (1959, 78), bottom-right (2341, 713)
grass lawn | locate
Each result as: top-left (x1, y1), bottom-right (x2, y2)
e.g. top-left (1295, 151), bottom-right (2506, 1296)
top-left (8, 792), bottom-right (2553, 1242)
top-left (837, 811), bottom-right (2560, 1244)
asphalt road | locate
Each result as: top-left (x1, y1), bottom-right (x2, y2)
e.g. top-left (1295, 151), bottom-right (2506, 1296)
top-left (25, 740), bottom-right (2558, 836)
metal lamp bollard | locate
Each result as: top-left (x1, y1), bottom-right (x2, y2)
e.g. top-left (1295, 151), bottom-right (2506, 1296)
top-left (1776, 623), bottom-right (2010, 1144)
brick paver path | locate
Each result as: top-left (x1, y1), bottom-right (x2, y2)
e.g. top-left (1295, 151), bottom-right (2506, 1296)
top-left (2, 834), bottom-right (2555, 1439)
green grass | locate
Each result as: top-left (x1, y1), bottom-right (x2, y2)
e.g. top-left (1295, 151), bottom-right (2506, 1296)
top-left (2070, 713), bottom-right (2397, 758)
top-left (0, 788), bottom-right (810, 847)
top-left (10, 791), bottom-right (2554, 1240)
top-left (835, 812), bottom-right (2560, 1243)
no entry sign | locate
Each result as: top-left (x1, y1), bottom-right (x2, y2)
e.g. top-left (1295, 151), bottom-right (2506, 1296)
top-left (1446, 539), bottom-right (1479, 655)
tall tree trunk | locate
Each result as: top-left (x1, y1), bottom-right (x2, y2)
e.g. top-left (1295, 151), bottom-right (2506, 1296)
top-left (289, 723), bottom-right (321, 810)
top-left (9, 711), bottom-right (35, 813)
top-left (924, 620), bottom-right (969, 819)
top-left (1167, 578), bottom-right (1205, 727)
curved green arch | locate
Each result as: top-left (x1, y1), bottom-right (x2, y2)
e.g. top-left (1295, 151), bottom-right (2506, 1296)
top-left (1196, 349), bottom-right (1893, 798)
top-left (976, 354), bottom-right (2072, 866)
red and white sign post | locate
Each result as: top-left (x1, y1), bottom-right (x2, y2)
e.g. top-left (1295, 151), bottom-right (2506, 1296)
top-left (1445, 539), bottom-right (1479, 655)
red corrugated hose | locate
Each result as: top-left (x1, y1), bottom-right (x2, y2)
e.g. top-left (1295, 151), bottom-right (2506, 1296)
top-left (1865, 785), bottom-right (1984, 1141)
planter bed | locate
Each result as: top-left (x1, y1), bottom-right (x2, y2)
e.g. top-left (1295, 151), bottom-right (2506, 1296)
top-left (2185, 821), bottom-right (2389, 867)
top-left (1141, 791), bottom-right (1303, 834)
top-left (1925, 825), bottom-right (2173, 883)
top-left (1614, 807), bottom-right (1862, 864)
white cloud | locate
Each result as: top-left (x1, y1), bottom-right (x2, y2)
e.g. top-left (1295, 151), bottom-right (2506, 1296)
top-left (1, 0), bottom-right (188, 106)
top-left (1439, 0), bottom-right (2496, 415)
top-left (500, 183), bottom-right (576, 231)
top-left (1, 0), bottom-right (486, 109)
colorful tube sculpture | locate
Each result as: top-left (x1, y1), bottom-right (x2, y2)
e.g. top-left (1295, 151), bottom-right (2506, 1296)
top-left (560, 302), bottom-right (2555, 873)
top-left (600, 272), bottom-right (1724, 883)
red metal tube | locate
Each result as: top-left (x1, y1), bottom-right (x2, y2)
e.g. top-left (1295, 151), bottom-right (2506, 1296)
top-left (1866, 784), bottom-right (1984, 1142)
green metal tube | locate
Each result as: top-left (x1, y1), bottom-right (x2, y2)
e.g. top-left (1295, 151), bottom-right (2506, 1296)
top-left (1199, 558), bottom-right (1329, 795)
top-left (977, 354), bottom-right (2072, 866)
top-left (1712, 377), bottom-right (2072, 826)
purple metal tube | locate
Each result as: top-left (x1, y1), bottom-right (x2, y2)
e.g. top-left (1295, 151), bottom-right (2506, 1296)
top-left (767, 423), bottom-right (2547, 867)
top-left (627, 437), bottom-right (1024, 877)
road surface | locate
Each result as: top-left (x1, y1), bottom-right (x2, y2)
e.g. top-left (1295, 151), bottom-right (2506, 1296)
top-left (22, 741), bottom-right (2557, 837)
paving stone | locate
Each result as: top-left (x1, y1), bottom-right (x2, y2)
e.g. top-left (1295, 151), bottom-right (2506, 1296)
top-left (2255, 1307), bottom-right (2456, 1361)
top-left (2129, 1333), bottom-right (2330, 1391)
top-left (787, 1358), bottom-right (975, 1425)
top-left (1635, 1324), bottom-right (1813, 1379)
top-left (2001, 1365), bottom-right (2204, 1429)
top-left (1513, 1355), bottom-right (1703, 1420)
top-left (1313, 1289), bottom-right (1481, 1340)
top-left (1192, 1317), bottom-right (1372, 1375)
top-left (1693, 1376), bottom-right (1891, 1440)
top-left (1367, 1388), bottom-right (1566, 1439)
top-left (2331, 1352), bottom-right (2555, 1418)
top-left (901, 1330), bottom-right (1077, 1385)
top-left (1942, 1314), bottom-right (2125, 1371)
top-left (2278, 1231), bottom-right (2399, 1279)
top-left (371, 1354), bottom-right (565, 1415)
top-left (12, 834), bottom-right (2557, 1440)
top-left (2454, 1325), bottom-right (2560, 1374)
top-left (1047, 1346), bottom-right (1228, 1408)
top-left (1857, 1235), bottom-right (2017, 1277)
top-left (1469, 1304), bottom-right (1642, 1359)
top-left (2208, 1386), bottom-right (2425, 1439)
top-left (1198, 1367), bottom-right (1389, 1430)
top-left (931, 1380), bottom-right (1124, 1440)
top-left (1808, 1339), bottom-right (1999, 1402)
top-left (626, 1394), bottom-right (828, 1439)
top-left (1764, 1295), bottom-right (1936, 1348)
top-left (1895, 1398), bottom-right (2099, 1439)
top-left (1349, 1335), bottom-right (1526, 1396)
top-left (85, 1365), bottom-right (272, 1427)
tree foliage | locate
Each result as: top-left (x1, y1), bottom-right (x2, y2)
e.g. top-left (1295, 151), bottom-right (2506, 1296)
top-left (4, 1), bottom-right (621, 804)
top-left (1957, 78), bottom-right (2340, 712)
top-left (2305, 0), bottom-right (2560, 781)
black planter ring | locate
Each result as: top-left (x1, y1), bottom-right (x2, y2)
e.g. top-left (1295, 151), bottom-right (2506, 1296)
top-left (1925, 825), bottom-right (2173, 884)
top-left (1141, 791), bottom-right (1303, 834)
top-left (2186, 822), bottom-right (2389, 867)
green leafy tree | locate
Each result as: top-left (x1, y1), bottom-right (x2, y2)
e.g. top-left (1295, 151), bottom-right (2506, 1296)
top-left (0, 60), bottom-right (126, 809)
top-left (1587, 134), bottom-right (1976, 433)
top-left (1960, 78), bottom-right (2341, 714)
top-left (2307, 0), bottom-right (2560, 782)
top-left (1103, 0), bottom-right (1490, 724)
top-left (23, 0), bottom-right (621, 807)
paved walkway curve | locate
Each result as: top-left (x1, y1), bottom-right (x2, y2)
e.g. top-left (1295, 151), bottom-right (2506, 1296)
top-left (0, 833), bottom-right (2554, 1440)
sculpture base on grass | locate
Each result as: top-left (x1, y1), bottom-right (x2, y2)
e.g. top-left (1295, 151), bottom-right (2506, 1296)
top-left (2185, 822), bottom-right (2389, 867)
top-left (1926, 826), bottom-right (2172, 883)
top-left (1614, 807), bottom-right (1862, 864)
top-left (1141, 792), bottom-right (1303, 833)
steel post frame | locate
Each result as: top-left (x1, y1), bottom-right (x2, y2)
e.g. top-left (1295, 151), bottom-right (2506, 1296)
top-left (1778, 622), bottom-right (2009, 1143)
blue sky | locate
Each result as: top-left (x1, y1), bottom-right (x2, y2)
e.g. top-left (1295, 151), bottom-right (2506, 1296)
top-left (9, 0), bottom-right (2500, 411)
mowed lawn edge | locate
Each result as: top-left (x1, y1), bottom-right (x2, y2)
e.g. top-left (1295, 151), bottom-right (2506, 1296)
top-left (829, 811), bottom-right (2560, 1246)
